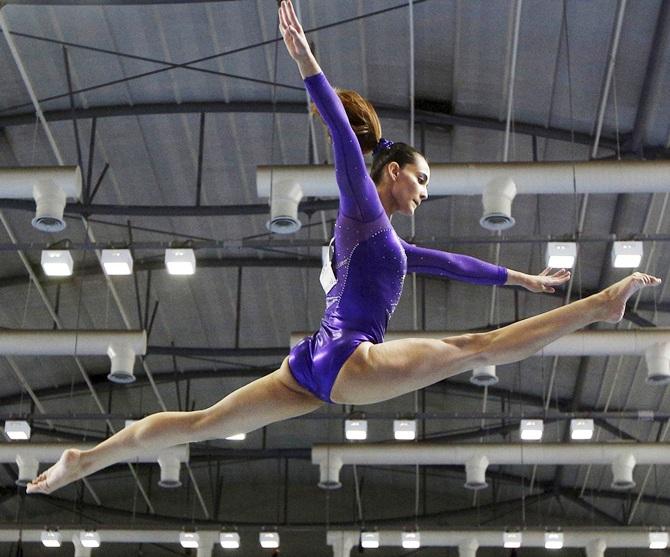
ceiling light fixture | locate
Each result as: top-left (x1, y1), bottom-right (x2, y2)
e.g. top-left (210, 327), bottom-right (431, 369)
top-left (165, 248), bottom-right (196, 275)
top-left (41, 249), bottom-right (74, 277)
top-left (101, 249), bottom-right (133, 275)
top-left (520, 419), bottom-right (543, 441)
top-left (546, 242), bottom-right (577, 268)
top-left (612, 241), bottom-right (643, 268)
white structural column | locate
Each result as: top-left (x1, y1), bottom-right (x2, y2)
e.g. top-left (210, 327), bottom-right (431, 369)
top-left (312, 442), bottom-right (670, 490)
top-left (327, 529), bottom-right (661, 556)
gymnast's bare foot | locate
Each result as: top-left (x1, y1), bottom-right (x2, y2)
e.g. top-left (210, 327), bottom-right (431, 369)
top-left (598, 272), bottom-right (661, 323)
top-left (26, 448), bottom-right (82, 495)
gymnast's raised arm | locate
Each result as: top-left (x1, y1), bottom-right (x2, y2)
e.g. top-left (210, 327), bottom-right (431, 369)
top-left (279, 0), bottom-right (383, 223)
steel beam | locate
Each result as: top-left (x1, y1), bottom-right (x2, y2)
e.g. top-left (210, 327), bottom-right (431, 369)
top-left (0, 100), bottom-right (623, 151)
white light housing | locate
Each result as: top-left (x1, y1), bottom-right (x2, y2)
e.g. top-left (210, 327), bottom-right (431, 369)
top-left (402, 531), bottom-right (421, 549)
top-left (179, 532), bottom-right (200, 549)
top-left (649, 531), bottom-right (669, 549)
top-left (612, 241), bottom-right (643, 268)
top-left (360, 531), bottom-right (380, 549)
top-left (503, 531), bottom-right (522, 549)
top-left (220, 532), bottom-right (241, 549)
top-left (544, 532), bottom-right (564, 549)
top-left (520, 419), bottom-right (543, 441)
top-left (393, 419), bottom-right (417, 441)
top-left (546, 242), bottom-right (577, 268)
top-left (101, 249), bottom-right (133, 275)
top-left (226, 433), bottom-right (246, 441)
top-left (165, 248), bottom-right (196, 275)
top-left (4, 420), bottom-right (30, 440)
top-left (41, 529), bottom-right (62, 548)
top-left (259, 532), bottom-right (279, 549)
top-left (345, 419), bottom-right (367, 440)
top-left (79, 530), bottom-right (101, 548)
top-left (570, 418), bottom-right (594, 440)
top-left (41, 250), bottom-right (74, 277)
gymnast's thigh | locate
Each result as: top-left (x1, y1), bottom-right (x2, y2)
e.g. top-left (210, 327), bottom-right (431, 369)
top-left (330, 336), bottom-right (484, 405)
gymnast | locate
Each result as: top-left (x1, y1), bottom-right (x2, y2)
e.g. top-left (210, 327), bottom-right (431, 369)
top-left (27, 0), bottom-right (660, 495)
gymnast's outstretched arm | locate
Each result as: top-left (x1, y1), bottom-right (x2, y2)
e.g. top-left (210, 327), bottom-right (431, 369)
top-left (279, 0), bottom-right (383, 223)
top-left (400, 239), bottom-right (571, 293)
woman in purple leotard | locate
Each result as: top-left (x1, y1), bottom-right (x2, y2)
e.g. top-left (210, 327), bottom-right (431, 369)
top-left (26, 0), bottom-right (661, 495)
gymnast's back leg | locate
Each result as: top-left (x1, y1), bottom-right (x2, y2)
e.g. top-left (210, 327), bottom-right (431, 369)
top-left (27, 358), bottom-right (323, 495)
top-left (331, 273), bottom-right (660, 405)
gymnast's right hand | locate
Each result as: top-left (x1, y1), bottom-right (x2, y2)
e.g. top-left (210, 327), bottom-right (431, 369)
top-left (278, 0), bottom-right (313, 63)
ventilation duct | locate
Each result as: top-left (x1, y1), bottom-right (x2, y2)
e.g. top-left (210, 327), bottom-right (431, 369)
top-left (266, 180), bottom-right (303, 234)
top-left (259, 160), bottom-right (670, 231)
top-left (0, 329), bottom-right (146, 384)
top-left (0, 529), bottom-right (219, 557)
top-left (312, 442), bottom-right (670, 490)
top-left (327, 529), bottom-right (661, 557)
top-left (0, 166), bottom-right (82, 232)
top-left (4, 444), bottom-right (187, 488)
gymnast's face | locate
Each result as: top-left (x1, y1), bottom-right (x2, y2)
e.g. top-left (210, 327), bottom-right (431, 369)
top-left (389, 156), bottom-right (430, 216)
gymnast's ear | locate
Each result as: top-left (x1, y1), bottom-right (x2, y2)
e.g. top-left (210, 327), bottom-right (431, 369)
top-left (385, 161), bottom-right (401, 182)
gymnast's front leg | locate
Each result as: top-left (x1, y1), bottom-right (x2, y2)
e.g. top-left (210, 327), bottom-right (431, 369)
top-left (330, 273), bottom-right (661, 405)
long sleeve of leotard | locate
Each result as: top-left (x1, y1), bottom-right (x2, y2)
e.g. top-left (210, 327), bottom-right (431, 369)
top-left (304, 72), bottom-right (385, 223)
top-left (400, 239), bottom-right (508, 286)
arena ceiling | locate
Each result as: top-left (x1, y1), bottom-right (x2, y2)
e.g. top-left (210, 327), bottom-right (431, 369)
top-left (0, 0), bottom-right (670, 555)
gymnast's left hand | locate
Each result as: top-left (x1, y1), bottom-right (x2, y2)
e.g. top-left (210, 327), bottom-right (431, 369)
top-left (521, 267), bottom-right (571, 293)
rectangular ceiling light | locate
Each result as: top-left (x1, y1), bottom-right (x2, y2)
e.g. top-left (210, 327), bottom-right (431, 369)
top-left (345, 419), bottom-right (367, 440)
top-left (79, 531), bottom-right (101, 548)
top-left (570, 418), bottom-right (594, 440)
top-left (179, 532), bottom-right (200, 549)
top-left (544, 532), bottom-right (564, 549)
top-left (649, 531), bottom-right (669, 549)
top-left (520, 419), bottom-right (543, 441)
top-left (41, 250), bottom-right (74, 277)
top-left (220, 532), bottom-right (241, 549)
top-left (41, 529), bottom-right (62, 548)
top-left (503, 532), bottom-right (522, 549)
top-left (612, 241), bottom-right (643, 268)
top-left (393, 419), bottom-right (417, 440)
top-left (4, 420), bottom-right (31, 440)
top-left (101, 249), bottom-right (133, 275)
top-left (545, 242), bottom-right (577, 268)
top-left (165, 248), bottom-right (196, 275)
top-left (259, 532), bottom-right (279, 549)
top-left (225, 433), bottom-right (246, 441)
top-left (360, 532), bottom-right (380, 549)
top-left (401, 532), bottom-right (421, 549)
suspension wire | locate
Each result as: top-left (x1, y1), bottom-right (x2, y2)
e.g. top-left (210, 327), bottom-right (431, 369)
top-left (267, 2), bottom-right (283, 228)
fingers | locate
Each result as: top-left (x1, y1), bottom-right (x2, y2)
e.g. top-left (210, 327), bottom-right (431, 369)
top-left (284, 0), bottom-right (302, 31)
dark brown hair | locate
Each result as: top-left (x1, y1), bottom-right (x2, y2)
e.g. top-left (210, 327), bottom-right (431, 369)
top-left (312, 89), bottom-right (425, 185)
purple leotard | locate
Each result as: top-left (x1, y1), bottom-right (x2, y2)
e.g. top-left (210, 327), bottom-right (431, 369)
top-left (288, 72), bottom-right (508, 403)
